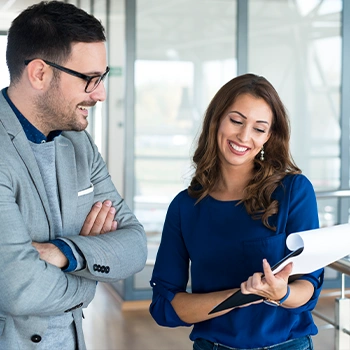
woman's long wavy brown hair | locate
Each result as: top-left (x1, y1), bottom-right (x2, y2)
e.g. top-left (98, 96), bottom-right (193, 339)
top-left (188, 73), bottom-right (301, 230)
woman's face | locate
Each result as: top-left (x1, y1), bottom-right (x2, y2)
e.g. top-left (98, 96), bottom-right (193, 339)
top-left (217, 93), bottom-right (273, 171)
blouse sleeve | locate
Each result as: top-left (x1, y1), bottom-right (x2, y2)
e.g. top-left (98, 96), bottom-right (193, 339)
top-left (284, 175), bottom-right (324, 314)
top-left (149, 193), bottom-right (192, 327)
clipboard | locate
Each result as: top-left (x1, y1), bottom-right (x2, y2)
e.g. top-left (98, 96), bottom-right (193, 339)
top-left (208, 247), bottom-right (304, 314)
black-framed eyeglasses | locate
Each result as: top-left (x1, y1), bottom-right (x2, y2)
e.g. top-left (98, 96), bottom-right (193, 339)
top-left (24, 59), bottom-right (109, 93)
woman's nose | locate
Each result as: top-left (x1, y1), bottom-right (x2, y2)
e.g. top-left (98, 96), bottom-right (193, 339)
top-left (237, 126), bottom-right (250, 142)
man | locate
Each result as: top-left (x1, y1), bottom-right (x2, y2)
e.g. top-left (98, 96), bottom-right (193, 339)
top-left (0, 1), bottom-right (147, 349)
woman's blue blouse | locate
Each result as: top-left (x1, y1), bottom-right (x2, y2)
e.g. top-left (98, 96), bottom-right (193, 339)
top-left (149, 174), bottom-right (324, 348)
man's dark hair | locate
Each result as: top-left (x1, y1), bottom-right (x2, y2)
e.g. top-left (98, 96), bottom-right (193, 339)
top-left (6, 0), bottom-right (106, 83)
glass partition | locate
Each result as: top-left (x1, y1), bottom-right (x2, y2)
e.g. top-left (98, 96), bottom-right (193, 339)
top-left (248, 0), bottom-right (342, 289)
top-left (248, 0), bottom-right (342, 221)
top-left (132, 0), bottom-right (237, 293)
top-left (0, 35), bottom-right (9, 90)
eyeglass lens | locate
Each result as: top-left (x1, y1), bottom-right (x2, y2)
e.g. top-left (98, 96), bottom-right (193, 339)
top-left (87, 76), bottom-right (103, 93)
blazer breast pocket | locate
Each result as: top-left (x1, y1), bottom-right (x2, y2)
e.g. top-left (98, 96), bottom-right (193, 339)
top-left (77, 183), bottom-right (94, 211)
top-left (78, 183), bottom-right (94, 197)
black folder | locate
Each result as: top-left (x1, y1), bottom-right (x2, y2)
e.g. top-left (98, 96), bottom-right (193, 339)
top-left (208, 247), bottom-right (304, 314)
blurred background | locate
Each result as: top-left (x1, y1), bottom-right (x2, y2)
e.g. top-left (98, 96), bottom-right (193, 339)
top-left (0, 2), bottom-right (349, 348)
top-left (0, 0), bottom-right (345, 300)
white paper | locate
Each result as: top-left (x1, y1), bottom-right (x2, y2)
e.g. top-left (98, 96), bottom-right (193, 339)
top-left (273, 223), bottom-right (350, 275)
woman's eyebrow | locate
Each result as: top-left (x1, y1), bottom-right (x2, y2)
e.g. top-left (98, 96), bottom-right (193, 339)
top-left (229, 111), bottom-right (270, 125)
top-left (229, 110), bottom-right (247, 119)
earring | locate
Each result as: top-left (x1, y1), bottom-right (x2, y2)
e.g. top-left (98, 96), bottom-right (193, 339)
top-left (260, 146), bottom-right (265, 161)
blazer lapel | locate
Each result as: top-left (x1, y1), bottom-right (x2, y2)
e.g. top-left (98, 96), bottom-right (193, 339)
top-left (12, 135), bottom-right (50, 207)
top-left (12, 134), bottom-right (54, 238)
top-left (0, 95), bottom-right (54, 239)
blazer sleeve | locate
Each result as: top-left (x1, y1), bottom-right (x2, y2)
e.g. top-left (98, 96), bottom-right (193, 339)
top-left (0, 160), bottom-right (97, 317)
top-left (64, 131), bottom-right (147, 283)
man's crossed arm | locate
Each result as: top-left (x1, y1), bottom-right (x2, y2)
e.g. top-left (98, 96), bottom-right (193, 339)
top-left (32, 200), bottom-right (117, 268)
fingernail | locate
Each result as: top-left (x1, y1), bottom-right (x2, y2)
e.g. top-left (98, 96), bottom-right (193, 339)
top-left (104, 200), bottom-right (112, 207)
top-left (109, 207), bottom-right (116, 214)
top-left (95, 202), bottom-right (102, 208)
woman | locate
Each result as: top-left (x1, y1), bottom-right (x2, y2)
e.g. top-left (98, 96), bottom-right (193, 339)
top-left (149, 74), bottom-right (324, 350)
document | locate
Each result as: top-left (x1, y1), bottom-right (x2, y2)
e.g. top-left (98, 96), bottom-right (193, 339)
top-left (209, 223), bottom-right (350, 314)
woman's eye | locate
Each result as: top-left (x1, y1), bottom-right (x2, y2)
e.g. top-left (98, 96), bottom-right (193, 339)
top-left (255, 128), bottom-right (266, 133)
top-left (230, 118), bottom-right (242, 125)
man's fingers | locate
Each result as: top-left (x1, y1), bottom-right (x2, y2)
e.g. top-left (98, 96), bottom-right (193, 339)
top-left (31, 242), bottom-right (68, 268)
top-left (89, 200), bottom-right (113, 235)
top-left (80, 201), bottom-right (103, 236)
top-left (100, 207), bottom-right (117, 234)
top-left (80, 200), bottom-right (118, 236)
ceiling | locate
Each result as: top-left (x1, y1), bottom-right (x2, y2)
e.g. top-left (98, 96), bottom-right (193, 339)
top-left (0, 0), bottom-right (341, 62)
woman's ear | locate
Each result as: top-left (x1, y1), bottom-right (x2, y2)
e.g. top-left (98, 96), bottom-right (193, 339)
top-left (25, 59), bottom-right (52, 90)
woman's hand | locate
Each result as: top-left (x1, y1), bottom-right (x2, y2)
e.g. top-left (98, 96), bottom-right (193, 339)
top-left (241, 259), bottom-right (315, 308)
top-left (240, 259), bottom-right (293, 302)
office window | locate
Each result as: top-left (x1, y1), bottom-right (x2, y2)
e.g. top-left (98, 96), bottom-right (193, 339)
top-left (0, 35), bottom-right (9, 89)
top-left (134, 0), bottom-right (237, 288)
top-left (248, 0), bottom-right (342, 227)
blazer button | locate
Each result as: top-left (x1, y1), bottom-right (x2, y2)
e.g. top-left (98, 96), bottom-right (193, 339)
top-left (105, 266), bottom-right (110, 273)
top-left (31, 334), bottom-right (42, 343)
top-left (100, 266), bottom-right (106, 273)
top-left (93, 264), bottom-right (98, 271)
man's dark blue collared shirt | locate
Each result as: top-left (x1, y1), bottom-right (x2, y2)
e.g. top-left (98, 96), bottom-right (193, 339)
top-left (2, 87), bottom-right (61, 143)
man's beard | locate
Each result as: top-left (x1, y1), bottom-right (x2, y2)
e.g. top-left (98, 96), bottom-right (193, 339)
top-left (34, 82), bottom-right (89, 133)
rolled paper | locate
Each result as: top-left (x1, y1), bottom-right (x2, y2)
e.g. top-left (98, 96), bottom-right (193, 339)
top-left (273, 223), bottom-right (350, 275)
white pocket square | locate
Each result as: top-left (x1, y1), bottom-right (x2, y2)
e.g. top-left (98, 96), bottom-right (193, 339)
top-left (78, 183), bottom-right (94, 197)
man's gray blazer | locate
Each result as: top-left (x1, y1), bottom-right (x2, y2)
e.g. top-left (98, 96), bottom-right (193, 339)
top-left (0, 93), bottom-right (147, 349)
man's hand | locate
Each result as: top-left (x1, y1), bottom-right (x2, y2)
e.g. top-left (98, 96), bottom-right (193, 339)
top-left (80, 200), bottom-right (118, 236)
top-left (32, 242), bottom-right (68, 269)
top-left (31, 200), bottom-right (117, 268)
